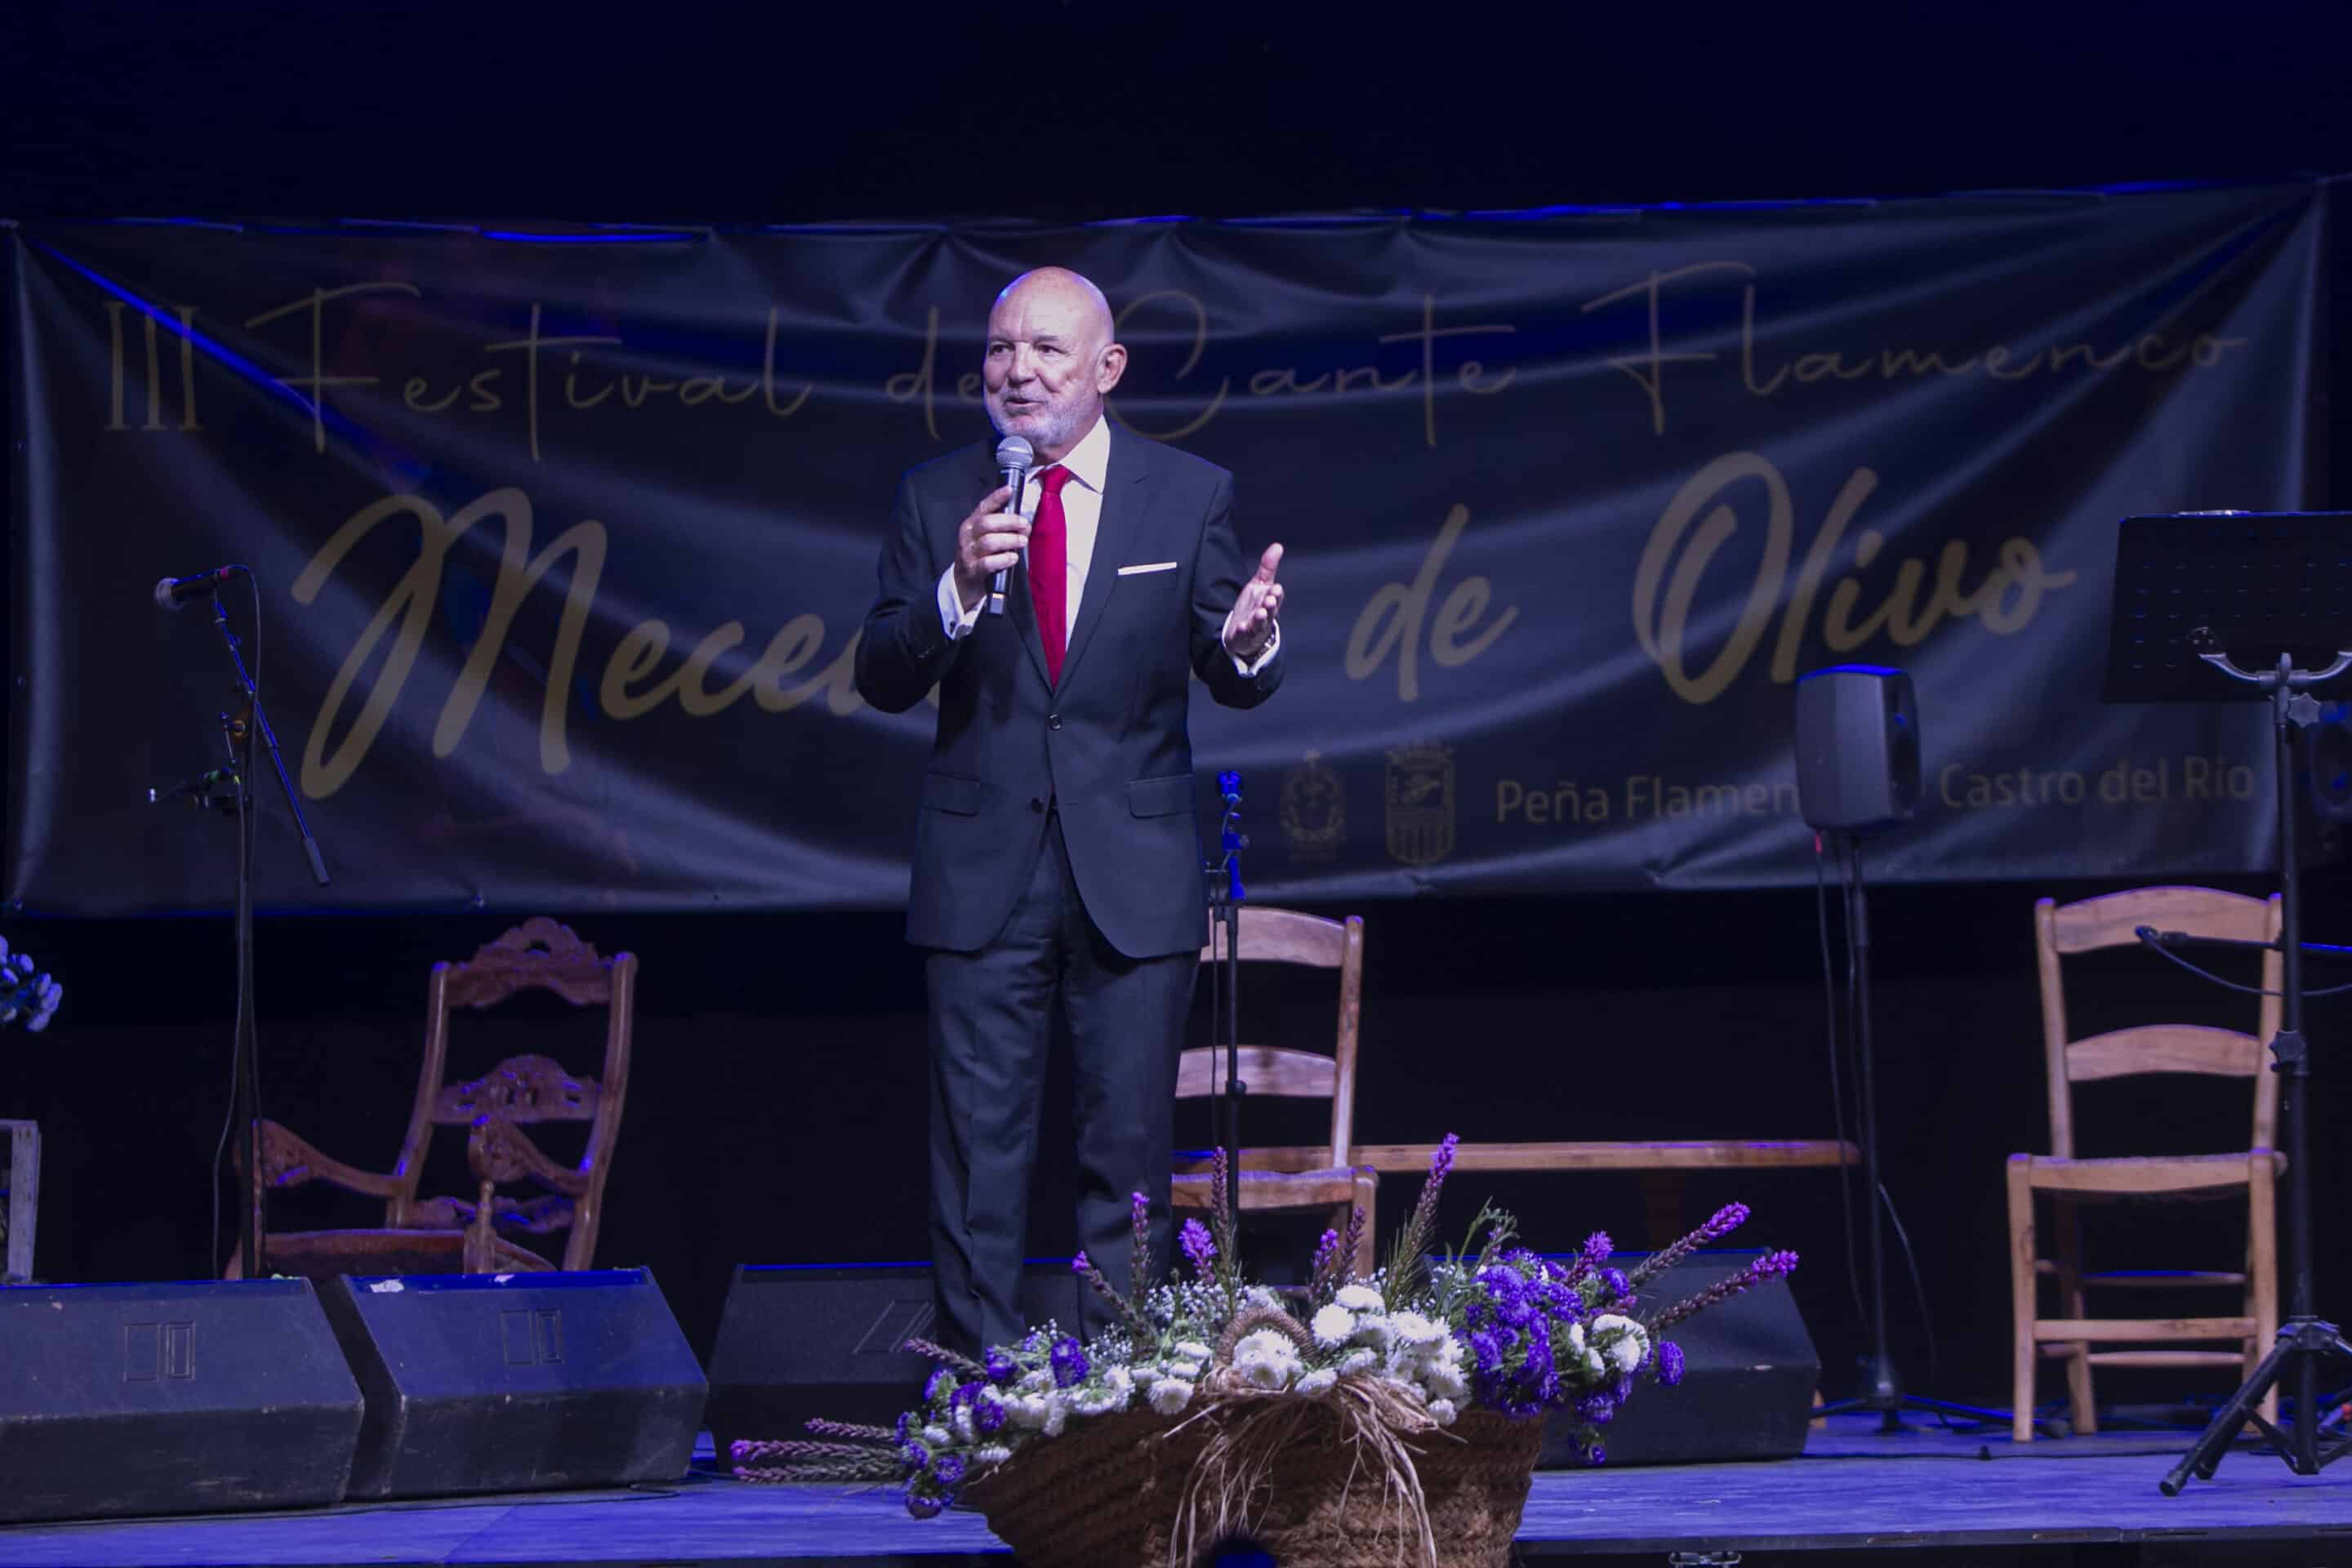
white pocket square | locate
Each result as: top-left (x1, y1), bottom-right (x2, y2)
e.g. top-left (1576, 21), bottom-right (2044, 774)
top-left (1116, 561), bottom-right (1179, 577)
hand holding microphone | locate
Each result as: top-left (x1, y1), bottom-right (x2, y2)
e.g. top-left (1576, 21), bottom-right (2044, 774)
top-left (951, 439), bottom-right (1036, 617)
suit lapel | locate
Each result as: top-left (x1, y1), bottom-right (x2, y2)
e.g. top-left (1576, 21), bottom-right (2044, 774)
top-left (976, 446), bottom-right (1052, 688)
top-left (1057, 426), bottom-right (1148, 694)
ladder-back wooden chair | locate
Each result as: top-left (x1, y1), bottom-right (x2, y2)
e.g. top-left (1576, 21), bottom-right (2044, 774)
top-left (1172, 908), bottom-right (1375, 1276)
top-left (2006, 887), bottom-right (2282, 1441)
top-left (234, 917), bottom-right (638, 1280)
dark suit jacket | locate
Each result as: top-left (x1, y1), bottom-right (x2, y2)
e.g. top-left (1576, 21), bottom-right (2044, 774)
top-left (856, 424), bottom-right (1283, 958)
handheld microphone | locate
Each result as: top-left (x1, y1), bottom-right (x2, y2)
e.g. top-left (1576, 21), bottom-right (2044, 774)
top-left (1218, 769), bottom-right (1244, 809)
top-left (146, 767), bottom-right (239, 807)
top-left (989, 435), bottom-right (1034, 617)
top-left (153, 565), bottom-right (246, 611)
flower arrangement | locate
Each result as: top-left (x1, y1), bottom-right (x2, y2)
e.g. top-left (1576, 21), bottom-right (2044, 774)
top-left (738, 1136), bottom-right (1796, 1566)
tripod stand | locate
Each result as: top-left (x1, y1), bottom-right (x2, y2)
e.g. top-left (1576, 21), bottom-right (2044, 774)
top-left (1813, 829), bottom-right (2011, 1432)
top-left (2154, 636), bottom-right (2352, 1494)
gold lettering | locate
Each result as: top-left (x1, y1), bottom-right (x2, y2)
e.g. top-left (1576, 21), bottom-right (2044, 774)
top-left (1634, 452), bottom-right (1792, 704)
top-left (761, 307), bottom-right (814, 418)
top-left (885, 305), bottom-right (941, 440)
top-left (601, 621), bottom-right (675, 719)
top-left (1111, 290), bottom-right (1229, 440)
top-left (482, 303), bottom-right (624, 462)
top-left (1584, 262), bottom-right (1751, 434)
top-left (1376, 293), bottom-right (1517, 448)
top-left (1346, 505), bottom-right (1516, 701)
top-left (247, 283), bottom-right (418, 452)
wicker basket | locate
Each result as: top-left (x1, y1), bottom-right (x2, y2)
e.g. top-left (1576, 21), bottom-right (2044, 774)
top-left (960, 1403), bottom-right (1543, 1568)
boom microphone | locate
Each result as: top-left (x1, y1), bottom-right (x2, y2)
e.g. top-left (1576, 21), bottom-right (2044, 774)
top-left (989, 435), bottom-right (1034, 617)
top-left (153, 565), bottom-right (245, 610)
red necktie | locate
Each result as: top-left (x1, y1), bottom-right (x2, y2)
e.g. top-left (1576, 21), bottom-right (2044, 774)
top-left (1030, 465), bottom-right (1071, 684)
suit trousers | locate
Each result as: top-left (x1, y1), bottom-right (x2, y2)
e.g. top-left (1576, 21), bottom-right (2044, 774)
top-left (924, 810), bottom-right (1195, 1357)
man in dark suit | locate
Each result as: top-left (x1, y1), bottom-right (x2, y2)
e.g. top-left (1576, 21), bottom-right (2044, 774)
top-left (856, 266), bottom-right (1286, 1356)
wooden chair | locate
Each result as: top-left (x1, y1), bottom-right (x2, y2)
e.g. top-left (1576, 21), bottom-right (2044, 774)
top-left (2007, 887), bottom-right (2282, 1441)
top-left (233, 917), bottom-right (638, 1280)
top-left (1171, 908), bottom-right (1376, 1277)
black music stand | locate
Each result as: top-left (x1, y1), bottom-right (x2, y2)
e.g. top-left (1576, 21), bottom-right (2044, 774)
top-left (2102, 512), bottom-right (2352, 1492)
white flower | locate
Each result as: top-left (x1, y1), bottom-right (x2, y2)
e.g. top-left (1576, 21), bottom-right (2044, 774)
top-left (1334, 1285), bottom-right (1385, 1313)
top-left (1245, 1285), bottom-right (1284, 1309)
top-left (974, 1444), bottom-right (1013, 1465)
top-left (1174, 1341), bottom-right (1214, 1361)
top-left (1041, 1397), bottom-right (1068, 1437)
top-left (1004, 1396), bottom-right (1047, 1430)
top-left (1428, 1397), bottom-right (1459, 1426)
top-left (1295, 1367), bottom-right (1339, 1396)
top-left (1311, 1304), bottom-right (1357, 1347)
top-left (1106, 1366), bottom-right (1134, 1396)
top-left (951, 1403), bottom-right (976, 1441)
top-left (1352, 1314), bottom-right (1396, 1351)
top-left (1609, 1334), bottom-right (1648, 1375)
top-left (923, 1423), bottom-right (951, 1446)
top-left (1390, 1311), bottom-right (1443, 1346)
top-left (1149, 1376), bottom-right (1196, 1414)
top-left (1590, 1312), bottom-right (1637, 1339)
top-left (1132, 1365), bottom-right (1160, 1386)
top-left (1427, 1365), bottom-right (1470, 1401)
top-left (1017, 1369), bottom-right (1053, 1395)
top-left (1584, 1349), bottom-right (1608, 1379)
top-left (1341, 1348), bottom-right (1378, 1374)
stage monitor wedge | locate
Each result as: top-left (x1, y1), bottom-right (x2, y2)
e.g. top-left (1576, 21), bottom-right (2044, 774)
top-left (706, 1261), bottom-right (1085, 1472)
top-left (0, 1277), bottom-right (363, 1523)
top-left (319, 1267), bottom-right (706, 1499)
top-left (1539, 1250), bottom-right (1818, 1468)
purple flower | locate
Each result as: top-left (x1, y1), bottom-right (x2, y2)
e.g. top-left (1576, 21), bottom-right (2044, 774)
top-left (1576, 1392), bottom-right (1617, 1424)
top-left (1656, 1341), bottom-right (1686, 1386)
top-left (1597, 1267), bottom-right (1631, 1303)
top-left (1071, 1250), bottom-right (1090, 1275)
top-left (983, 1348), bottom-right (1016, 1385)
top-left (923, 1367), bottom-right (951, 1403)
top-left (950, 1381), bottom-right (980, 1416)
top-left (1584, 1443), bottom-right (1607, 1467)
top-left (1180, 1218), bottom-right (1217, 1280)
top-left (900, 1439), bottom-right (929, 1471)
top-left (906, 1490), bottom-right (945, 1518)
top-left (933, 1453), bottom-right (968, 1486)
top-left (896, 1411), bottom-right (914, 1441)
top-left (976, 1393), bottom-right (1006, 1433)
top-left (1049, 1335), bottom-right (1089, 1389)
top-left (1580, 1232), bottom-right (1614, 1269)
top-left (1311, 1227), bottom-right (1341, 1278)
top-left (1468, 1329), bottom-right (1503, 1374)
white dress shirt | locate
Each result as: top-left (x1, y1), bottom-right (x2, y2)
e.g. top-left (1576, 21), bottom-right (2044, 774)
top-left (936, 413), bottom-right (1277, 674)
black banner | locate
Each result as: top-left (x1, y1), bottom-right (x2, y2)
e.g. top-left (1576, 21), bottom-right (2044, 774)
top-left (2, 184), bottom-right (2331, 914)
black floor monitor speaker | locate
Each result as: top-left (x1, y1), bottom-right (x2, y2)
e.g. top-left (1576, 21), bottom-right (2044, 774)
top-left (706, 1260), bottom-right (1085, 1471)
top-left (0, 1278), bottom-right (364, 1523)
top-left (1539, 1250), bottom-right (1819, 1468)
top-left (318, 1267), bottom-right (706, 1499)
top-left (1794, 663), bottom-right (1919, 831)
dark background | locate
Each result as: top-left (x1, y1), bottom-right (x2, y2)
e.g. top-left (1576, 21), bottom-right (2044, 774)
top-left (2, 2), bottom-right (2349, 1418)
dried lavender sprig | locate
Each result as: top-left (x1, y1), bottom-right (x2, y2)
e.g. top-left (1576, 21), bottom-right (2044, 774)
top-left (1128, 1190), bottom-right (1152, 1312)
top-left (1307, 1227), bottom-right (1343, 1294)
top-left (1208, 1147), bottom-right (1240, 1285)
top-left (802, 1417), bottom-right (898, 1442)
top-left (1180, 1218), bottom-right (1218, 1282)
top-left (1646, 1249), bottom-right (1799, 1332)
top-left (1072, 1250), bottom-right (1157, 1343)
top-left (1383, 1132), bottom-right (1459, 1298)
top-left (1337, 1202), bottom-right (1367, 1285)
top-left (1628, 1202), bottom-right (1750, 1288)
top-left (902, 1337), bottom-right (989, 1380)
top-left (740, 1439), bottom-right (891, 1462)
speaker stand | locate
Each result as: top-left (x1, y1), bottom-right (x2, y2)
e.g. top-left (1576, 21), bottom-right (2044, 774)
top-left (1813, 832), bottom-right (2011, 1433)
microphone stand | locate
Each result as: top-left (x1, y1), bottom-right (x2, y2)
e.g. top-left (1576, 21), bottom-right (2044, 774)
top-left (197, 580), bottom-right (330, 1284)
top-left (1206, 771), bottom-right (1246, 1239)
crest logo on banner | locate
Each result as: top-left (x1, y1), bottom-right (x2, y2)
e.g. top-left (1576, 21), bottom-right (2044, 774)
top-left (1385, 742), bottom-right (1455, 866)
top-left (1280, 751), bottom-right (1346, 862)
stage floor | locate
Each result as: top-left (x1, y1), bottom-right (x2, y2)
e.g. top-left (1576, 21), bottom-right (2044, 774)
top-left (3, 1416), bottom-right (2350, 1566)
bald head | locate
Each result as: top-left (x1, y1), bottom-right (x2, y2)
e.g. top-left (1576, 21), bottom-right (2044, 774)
top-left (983, 267), bottom-right (1126, 464)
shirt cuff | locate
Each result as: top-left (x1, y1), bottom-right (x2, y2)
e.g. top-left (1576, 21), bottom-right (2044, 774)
top-left (938, 567), bottom-right (983, 641)
top-left (1229, 620), bottom-right (1280, 677)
